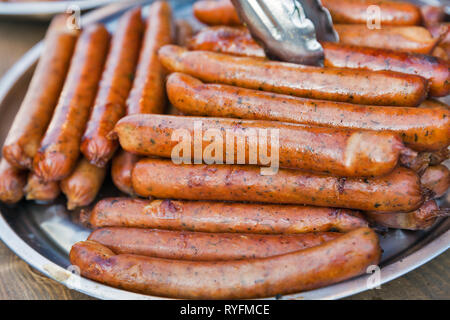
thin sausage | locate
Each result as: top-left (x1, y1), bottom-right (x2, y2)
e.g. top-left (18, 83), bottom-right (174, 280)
top-left (70, 227), bottom-right (381, 299)
top-left (80, 8), bottom-right (143, 167)
top-left (110, 149), bottom-right (139, 196)
top-left (60, 157), bottom-right (106, 210)
top-left (0, 158), bottom-right (26, 204)
top-left (115, 113), bottom-right (411, 177)
top-left (88, 227), bottom-right (342, 260)
top-left (420, 165), bottom-right (450, 198)
top-left (159, 45), bottom-right (428, 107)
top-left (2, 15), bottom-right (78, 169)
top-left (166, 73), bottom-right (449, 151)
top-left (24, 172), bottom-right (60, 202)
top-left (193, 0), bottom-right (240, 26)
top-left (33, 24), bottom-right (110, 182)
top-left (131, 158), bottom-right (424, 212)
top-left (88, 197), bottom-right (368, 233)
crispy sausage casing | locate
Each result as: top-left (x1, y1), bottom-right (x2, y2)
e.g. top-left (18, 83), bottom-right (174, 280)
top-left (420, 165), bottom-right (450, 198)
top-left (159, 45), bottom-right (428, 107)
top-left (89, 197), bottom-right (368, 233)
top-left (81, 8), bottom-right (143, 167)
top-left (88, 227), bottom-right (341, 261)
top-left (70, 228), bottom-right (381, 299)
top-left (110, 149), bottom-right (139, 196)
top-left (115, 113), bottom-right (409, 177)
top-left (60, 157), bottom-right (106, 210)
top-left (167, 73), bottom-right (450, 152)
top-left (0, 158), bottom-right (26, 204)
top-left (33, 24), bottom-right (110, 182)
top-left (24, 172), bottom-right (60, 202)
top-left (132, 158), bottom-right (423, 212)
top-left (193, 0), bottom-right (240, 26)
top-left (2, 15), bottom-right (78, 169)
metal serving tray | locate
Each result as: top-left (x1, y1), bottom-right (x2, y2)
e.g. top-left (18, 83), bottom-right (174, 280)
top-left (0, 0), bottom-right (448, 300)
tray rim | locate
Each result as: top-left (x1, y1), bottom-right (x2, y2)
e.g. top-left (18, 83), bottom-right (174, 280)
top-left (0, 1), bottom-right (449, 300)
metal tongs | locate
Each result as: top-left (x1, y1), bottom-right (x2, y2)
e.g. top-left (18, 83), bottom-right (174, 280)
top-left (231, 0), bottom-right (338, 66)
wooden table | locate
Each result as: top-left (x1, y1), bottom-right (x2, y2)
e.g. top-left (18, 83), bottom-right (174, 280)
top-left (0, 17), bottom-right (448, 301)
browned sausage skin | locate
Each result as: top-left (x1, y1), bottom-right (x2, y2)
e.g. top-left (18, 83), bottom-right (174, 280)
top-left (24, 172), bottom-right (60, 202)
top-left (2, 15), bottom-right (79, 170)
top-left (88, 227), bottom-right (342, 261)
top-left (131, 158), bottom-right (423, 212)
top-left (70, 228), bottom-right (381, 299)
top-left (80, 8), bottom-right (143, 167)
top-left (175, 19), bottom-right (193, 47)
top-left (33, 24), bottom-right (110, 182)
top-left (60, 157), bottom-right (106, 210)
top-left (420, 165), bottom-right (450, 199)
top-left (159, 45), bottom-right (428, 107)
top-left (166, 73), bottom-right (449, 152)
top-left (89, 197), bottom-right (368, 233)
top-left (110, 149), bottom-right (138, 196)
top-left (193, 0), bottom-right (241, 26)
top-left (0, 158), bottom-right (26, 204)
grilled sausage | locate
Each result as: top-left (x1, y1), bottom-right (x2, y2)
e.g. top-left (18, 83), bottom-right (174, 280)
top-left (126, 1), bottom-right (174, 115)
top-left (400, 151), bottom-right (431, 174)
top-left (24, 172), bottom-right (60, 202)
top-left (33, 24), bottom-right (110, 182)
top-left (88, 197), bottom-right (368, 233)
top-left (60, 157), bottom-right (106, 210)
top-left (159, 45), bottom-right (428, 107)
top-left (88, 227), bottom-right (342, 260)
top-left (193, 0), bottom-right (240, 26)
top-left (429, 148), bottom-right (449, 165)
top-left (420, 165), bottom-right (450, 198)
top-left (131, 158), bottom-right (423, 212)
top-left (110, 149), bottom-right (138, 196)
top-left (175, 19), bottom-right (193, 47)
top-left (188, 26), bottom-right (450, 97)
top-left (421, 5), bottom-right (446, 27)
top-left (114, 113), bottom-right (411, 177)
top-left (2, 15), bottom-right (78, 169)
top-left (334, 24), bottom-right (439, 54)
top-left (166, 73), bottom-right (449, 151)
top-left (365, 200), bottom-right (449, 230)
top-left (70, 227), bottom-right (381, 299)
top-left (0, 158), bottom-right (26, 204)
top-left (80, 8), bottom-right (143, 167)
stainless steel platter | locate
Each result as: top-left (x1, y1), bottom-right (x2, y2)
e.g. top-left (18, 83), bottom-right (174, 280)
top-left (0, 0), bottom-right (449, 300)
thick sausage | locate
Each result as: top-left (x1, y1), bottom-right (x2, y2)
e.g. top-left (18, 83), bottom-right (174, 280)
top-left (188, 26), bottom-right (450, 97)
top-left (166, 73), bottom-right (449, 151)
top-left (2, 15), bottom-right (78, 170)
top-left (365, 200), bottom-right (449, 230)
top-left (70, 227), bottom-right (381, 299)
top-left (33, 24), bottom-right (110, 182)
top-left (114, 113), bottom-right (411, 177)
top-left (334, 24), bottom-right (438, 54)
top-left (193, 0), bottom-right (240, 26)
top-left (80, 8), bottom-right (143, 167)
top-left (24, 172), bottom-right (60, 202)
top-left (0, 158), bottom-right (26, 204)
top-left (132, 158), bottom-right (424, 212)
top-left (159, 45), bottom-right (428, 107)
top-left (88, 227), bottom-right (342, 260)
top-left (126, 1), bottom-right (174, 115)
top-left (110, 149), bottom-right (138, 196)
top-left (175, 19), bottom-right (193, 47)
top-left (89, 197), bottom-right (368, 233)
top-left (60, 157), bottom-right (106, 210)
top-left (321, 0), bottom-right (421, 26)
top-left (420, 165), bottom-right (450, 198)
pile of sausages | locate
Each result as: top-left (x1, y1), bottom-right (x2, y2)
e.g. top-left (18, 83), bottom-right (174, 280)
top-left (1, 0), bottom-right (449, 299)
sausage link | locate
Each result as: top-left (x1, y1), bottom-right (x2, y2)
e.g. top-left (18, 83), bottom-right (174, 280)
top-left (126, 1), bottom-right (174, 115)
top-left (0, 158), bottom-right (26, 204)
top-left (159, 45), bottom-right (428, 107)
top-left (115, 113), bottom-right (410, 177)
top-left (400, 151), bottom-right (431, 174)
top-left (70, 227), bottom-right (381, 299)
top-left (131, 158), bottom-right (423, 212)
top-left (80, 8), bottom-right (143, 167)
top-left (110, 149), bottom-right (139, 196)
top-left (421, 5), bottom-right (446, 27)
top-left (166, 73), bottom-right (449, 151)
top-left (189, 26), bottom-right (449, 97)
top-left (175, 19), bottom-right (193, 47)
top-left (33, 24), bottom-right (110, 182)
top-left (2, 15), bottom-right (78, 169)
top-left (60, 157), bottom-right (106, 210)
top-left (193, 0), bottom-right (240, 26)
top-left (429, 148), bottom-right (449, 165)
top-left (24, 172), bottom-right (60, 202)
top-left (420, 165), bottom-right (450, 198)
top-left (365, 200), bottom-right (449, 230)
top-left (89, 197), bottom-right (368, 233)
top-left (88, 227), bottom-right (342, 261)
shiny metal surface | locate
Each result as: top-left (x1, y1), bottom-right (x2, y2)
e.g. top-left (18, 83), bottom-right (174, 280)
top-left (0, 0), bottom-right (448, 300)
